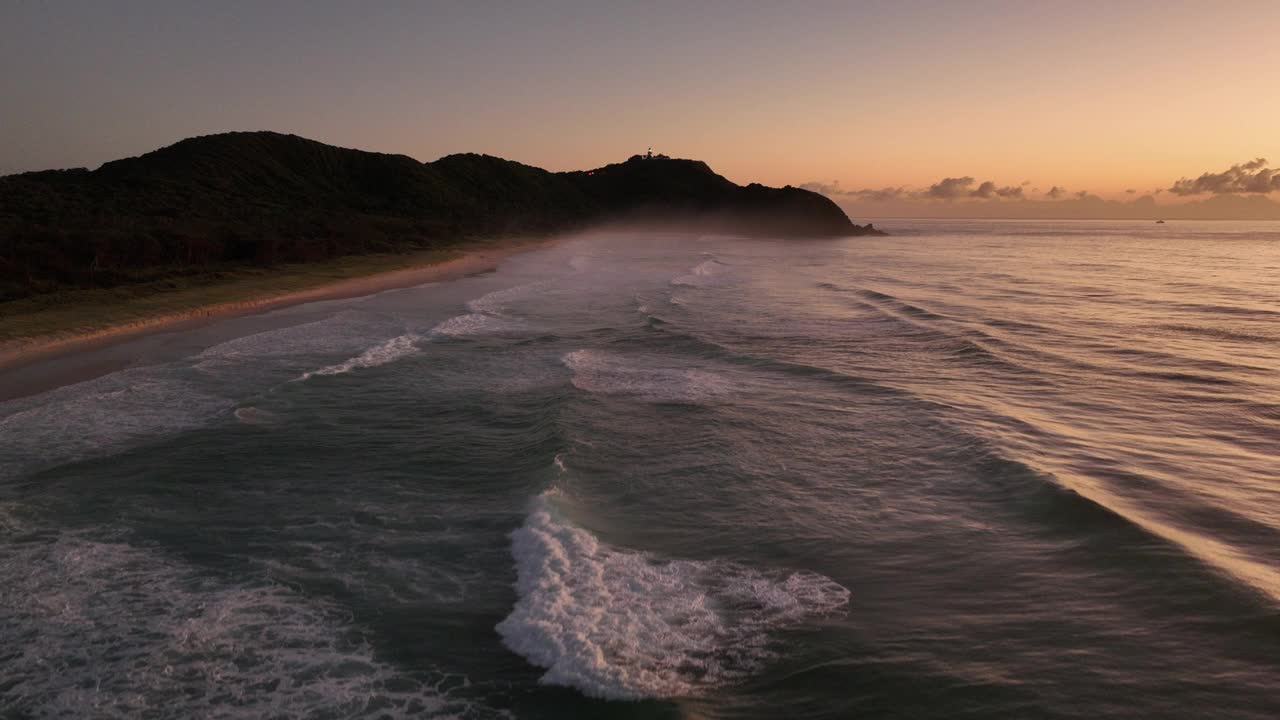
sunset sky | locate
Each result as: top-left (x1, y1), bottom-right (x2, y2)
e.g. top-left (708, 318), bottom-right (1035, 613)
top-left (4, 1), bottom-right (1279, 217)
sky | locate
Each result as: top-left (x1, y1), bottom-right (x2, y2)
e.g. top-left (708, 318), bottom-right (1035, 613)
top-left (4, 0), bottom-right (1280, 218)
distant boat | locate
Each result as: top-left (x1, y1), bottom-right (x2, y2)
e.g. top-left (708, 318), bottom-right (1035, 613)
top-left (1155, 220), bottom-right (1165, 224)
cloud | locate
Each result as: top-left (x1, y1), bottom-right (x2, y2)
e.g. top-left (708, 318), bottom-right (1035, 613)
top-left (851, 186), bottom-right (909, 201)
top-left (863, 177), bottom-right (1027, 201)
top-left (808, 155), bottom-right (1279, 210)
top-left (799, 181), bottom-right (844, 195)
top-left (799, 181), bottom-right (912, 201)
top-left (824, 183), bottom-right (1280, 219)
top-left (898, 175), bottom-right (1023, 200)
top-left (970, 181), bottom-right (1023, 199)
top-left (971, 181), bottom-right (999, 198)
top-left (923, 176), bottom-right (975, 199)
top-left (804, 176), bottom-right (1030, 203)
top-left (1168, 158), bottom-right (1280, 195)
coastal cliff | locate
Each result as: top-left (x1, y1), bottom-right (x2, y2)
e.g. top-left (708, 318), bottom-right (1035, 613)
top-left (0, 132), bottom-right (882, 300)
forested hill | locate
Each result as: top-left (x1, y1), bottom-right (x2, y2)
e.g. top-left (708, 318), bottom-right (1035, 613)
top-left (0, 132), bottom-right (882, 300)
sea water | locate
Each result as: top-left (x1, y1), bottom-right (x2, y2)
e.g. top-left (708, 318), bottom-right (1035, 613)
top-left (2, 220), bottom-right (1278, 718)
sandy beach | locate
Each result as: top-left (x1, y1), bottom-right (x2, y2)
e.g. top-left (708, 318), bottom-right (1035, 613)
top-left (0, 237), bottom-right (555, 401)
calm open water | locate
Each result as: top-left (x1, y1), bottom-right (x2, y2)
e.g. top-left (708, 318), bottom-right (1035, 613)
top-left (2, 220), bottom-right (1278, 718)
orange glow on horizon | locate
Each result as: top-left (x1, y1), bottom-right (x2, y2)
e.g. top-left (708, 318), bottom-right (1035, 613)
top-left (2, 2), bottom-right (1278, 217)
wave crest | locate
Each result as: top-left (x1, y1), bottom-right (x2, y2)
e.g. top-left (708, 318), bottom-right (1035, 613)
top-left (297, 334), bottom-right (419, 380)
top-left (562, 350), bottom-right (730, 403)
top-left (495, 493), bottom-right (849, 700)
top-left (429, 313), bottom-right (521, 338)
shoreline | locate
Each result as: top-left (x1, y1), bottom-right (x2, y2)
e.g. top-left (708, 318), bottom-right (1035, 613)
top-left (0, 236), bottom-right (556, 399)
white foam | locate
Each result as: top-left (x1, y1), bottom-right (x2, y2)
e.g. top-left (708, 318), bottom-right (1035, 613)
top-left (562, 350), bottom-right (731, 403)
top-left (673, 258), bottom-right (729, 287)
top-left (0, 311), bottom-right (418, 481)
top-left (495, 492), bottom-right (850, 700)
top-left (693, 258), bottom-right (726, 277)
top-left (432, 281), bottom-right (555, 338)
top-left (0, 534), bottom-right (490, 718)
top-left (233, 406), bottom-right (278, 425)
top-left (0, 368), bottom-right (232, 481)
top-left (428, 313), bottom-right (519, 338)
top-left (297, 334), bottom-right (420, 380)
top-left (465, 281), bottom-right (549, 315)
top-left (0, 315), bottom-right (412, 479)
top-left (195, 310), bottom-right (384, 372)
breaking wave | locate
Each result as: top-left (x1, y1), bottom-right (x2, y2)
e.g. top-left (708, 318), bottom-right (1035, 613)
top-left (562, 349), bottom-right (731, 403)
top-left (428, 313), bottom-right (520, 338)
top-left (465, 282), bottom-right (550, 316)
top-left (495, 492), bottom-right (850, 700)
top-left (297, 334), bottom-right (420, 381)
top-left (194, 310), bottom-right (392, 378)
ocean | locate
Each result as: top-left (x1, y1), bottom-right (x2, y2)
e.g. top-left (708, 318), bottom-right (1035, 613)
top-left (1, 220), bottom-right (1277, 718)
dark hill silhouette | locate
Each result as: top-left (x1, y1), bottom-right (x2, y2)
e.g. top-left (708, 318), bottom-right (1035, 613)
top-left (563, 155), bottom-right (860, 236)
top-left (0, 132), bottom-right (882, 300)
